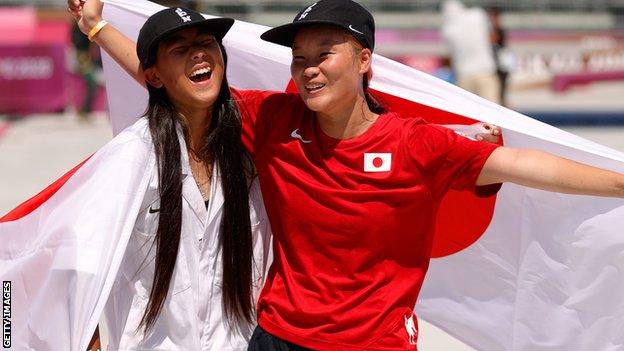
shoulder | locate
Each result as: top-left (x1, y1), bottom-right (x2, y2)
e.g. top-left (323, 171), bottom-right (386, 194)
top-left (387, 111), bottom-right (427, 125)
top-left (387, 112), bottom-right (463, 152)
top-left (115, 117), bottom-right (150, 140)
top-left (231, 88), bottom-right (302, 109)
top-left (104, 117), bottom-right (153, 158)
top-left (79, 117), bottom-right (155, 195)
top-left (391, 113), bottom-right (450, 134)
top-left (384, 111), bottom-right (443, 138)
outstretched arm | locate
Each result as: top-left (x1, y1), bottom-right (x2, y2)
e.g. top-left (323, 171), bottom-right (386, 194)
top-left (68, 0), bottom-right (145, 87)
top-left (478, 147), bottom-right (624, 197)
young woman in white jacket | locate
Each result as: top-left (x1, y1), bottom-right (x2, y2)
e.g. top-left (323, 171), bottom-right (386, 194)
top-left (70, 6), bottom-right (272, 350)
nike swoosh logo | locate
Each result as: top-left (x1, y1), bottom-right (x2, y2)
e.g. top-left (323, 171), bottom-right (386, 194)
top-left (290, 128), bottom-right (311, 144)
top-left (149, 205), bottom-right (160, 213)
top-left (349, 25), bottom-right (364, 35)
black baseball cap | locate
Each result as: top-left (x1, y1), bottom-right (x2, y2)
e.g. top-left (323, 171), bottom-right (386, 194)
top-left (137, 7), bottom-right (234, 68)
top-left (261, 0), bottom-right (375, 51)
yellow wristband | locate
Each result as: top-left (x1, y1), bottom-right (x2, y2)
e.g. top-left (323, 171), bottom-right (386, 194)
top-left (88, 20), bottom-right (108, 42)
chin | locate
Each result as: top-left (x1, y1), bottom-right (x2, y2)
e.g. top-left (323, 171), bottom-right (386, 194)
top-left (302, 95), bottom-right (333, 113)
top-left (193, 88), bottom-right (220, 104)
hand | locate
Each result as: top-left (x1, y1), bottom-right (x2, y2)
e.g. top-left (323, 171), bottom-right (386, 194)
top-left (68, 0), bottom-right (104, 35)
top-left (86, 325), bottom-right (100, 350)
top-left (475, 123), bottom-right (501, 143)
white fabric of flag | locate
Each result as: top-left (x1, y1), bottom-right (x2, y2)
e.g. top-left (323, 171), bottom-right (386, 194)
top-left (0, 123), bottom-right (154, 351)
top-left (1, 0), bottom-right (623, 350)
top-left (99, 2), bottom-right (624, 349)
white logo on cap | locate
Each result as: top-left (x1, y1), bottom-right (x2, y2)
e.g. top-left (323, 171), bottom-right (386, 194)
top-left (348, 25), bottom-right (364, 35)
top-left (175, 8), bottom-right (192, 23)
top-left (298, 2), bottom-right (318, 20)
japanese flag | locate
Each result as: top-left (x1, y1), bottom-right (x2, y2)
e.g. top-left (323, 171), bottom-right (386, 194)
top-left (364, 153), bottom-right (392, 172)
top-left (97, 3), bottom-right (624, 348)
top-left (1, 0), bottom-right (623, 350)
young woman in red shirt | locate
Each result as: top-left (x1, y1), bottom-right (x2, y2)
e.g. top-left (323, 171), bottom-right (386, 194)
top-left (69, 0), bottom-right (624, 350)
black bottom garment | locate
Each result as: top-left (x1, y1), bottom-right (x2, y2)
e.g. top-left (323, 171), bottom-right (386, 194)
top-left (247, 326), bottom-right (312, 351)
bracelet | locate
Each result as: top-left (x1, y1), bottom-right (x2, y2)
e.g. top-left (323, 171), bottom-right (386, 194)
top-left (87, 20), bottom-right (108, 42)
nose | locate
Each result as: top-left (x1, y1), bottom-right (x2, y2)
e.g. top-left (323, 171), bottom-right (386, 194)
top-left (191, 46), bottom-right (207, 62)
top-left (303, 65), bottom-right (319, 79)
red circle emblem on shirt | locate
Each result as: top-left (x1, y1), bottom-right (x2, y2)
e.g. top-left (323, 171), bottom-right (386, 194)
top-left (372, 157), bottom-right (384, 168)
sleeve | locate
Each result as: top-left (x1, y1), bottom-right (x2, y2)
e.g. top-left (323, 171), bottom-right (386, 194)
top-left (410, 123), bottom-right (501, 200)
top-left (231, 88), bottom-right (277, 157)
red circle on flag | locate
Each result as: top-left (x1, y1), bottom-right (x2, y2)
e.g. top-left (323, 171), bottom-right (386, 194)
top-left (373, 157), bottom-right (383, 168)
top-left (373, 90), bottom-right (503, 258)
top-left (285, 79), bottom-right (502, 258)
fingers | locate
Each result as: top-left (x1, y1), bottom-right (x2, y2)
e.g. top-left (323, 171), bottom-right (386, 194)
top-left (475, 133), bottom-right (500, 143)
top-left (68, 0), bottom-right (88, 14)
top-left (67, 0), bottom-right (83, 20)
top-left (68, 10), bottom-right (78, 22)
top-left (67, 8), bottom-right (81, 22)
top-left (476, 123), bottom-right (501, 143)
top-left (481, 123), bottom-right (501, 136)
top-left (68, 0), bottom-right (82, 12)
top-left (482, 122), bottom-right (500, 134)
top-left (83, 0), bottom-right (105, 19)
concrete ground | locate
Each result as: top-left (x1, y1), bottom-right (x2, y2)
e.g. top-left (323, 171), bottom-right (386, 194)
top-left (0, 113), bottom-right (112, 214)
top-left (1, 113), bottom-right (623, 350)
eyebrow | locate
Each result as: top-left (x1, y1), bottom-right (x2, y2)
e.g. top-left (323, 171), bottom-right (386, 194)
top-left (161, 32), bottom-right (191, 48)
top-left (293, 37), bottom-right (342, 51)
top-left (162, 30), bottom-right (215, 46)
top-left (163, 35), bottom-right (185, 45)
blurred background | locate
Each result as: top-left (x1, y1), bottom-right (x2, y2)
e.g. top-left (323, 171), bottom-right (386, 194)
top-left (0, 1), bottom-right (623, 350)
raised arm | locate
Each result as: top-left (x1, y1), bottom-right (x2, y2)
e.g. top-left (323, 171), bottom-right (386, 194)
top-left (478, 147), bottom-right (624, 198)
top-left (69, 0), bottom-right (145, 87)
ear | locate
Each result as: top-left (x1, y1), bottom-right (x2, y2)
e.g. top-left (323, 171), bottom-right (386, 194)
top-left (144, 67), bottom-right (164, 89)
top-left (358, 48), bottom-right (372, 75)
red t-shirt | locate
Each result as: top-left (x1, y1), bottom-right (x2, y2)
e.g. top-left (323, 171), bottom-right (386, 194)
top-left (233, 88), bottom-right (500, 350)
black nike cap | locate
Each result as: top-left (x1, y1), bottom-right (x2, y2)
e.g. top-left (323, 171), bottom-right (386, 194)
top-left (137, 7), bottom-right (234, 69)
top-left (260, 0), bottom-right (375, 51)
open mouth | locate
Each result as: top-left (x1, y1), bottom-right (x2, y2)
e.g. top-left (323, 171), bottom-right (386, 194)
top-left (305, 83), bottom-right (326, 93)
top-left (189, 67), bottom-right (212, 83)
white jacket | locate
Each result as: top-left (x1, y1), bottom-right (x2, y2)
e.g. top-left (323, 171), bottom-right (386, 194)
top-left (105, 118), bottom-right (272, 350)
top-left (0, 117), bottom-right (271, 351)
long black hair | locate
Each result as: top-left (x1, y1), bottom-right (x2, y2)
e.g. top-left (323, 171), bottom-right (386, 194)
top-left (362, 72), bottom-right (386, 115)
top-left (138, 41), bottom-right (255, 333)
top-left (339, 25), bottom-right (386, 115)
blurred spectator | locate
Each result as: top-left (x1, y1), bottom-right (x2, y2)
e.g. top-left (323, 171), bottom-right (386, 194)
top-left (154, 0), bottom-right (198, 9)
top-left (441, 0), bottom-right (501, 104)
top-left (71, 22), bottom-right (101, 120)
top-left (489, 7), bottom-right (511, 107)
top-left (433, 56), bottom-right (456, 84)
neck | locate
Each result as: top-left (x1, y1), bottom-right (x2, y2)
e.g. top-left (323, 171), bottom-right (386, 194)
top-left (316, 93), bottom-right (379, 139)
top-left (176, 104), bottom-right (212, 151)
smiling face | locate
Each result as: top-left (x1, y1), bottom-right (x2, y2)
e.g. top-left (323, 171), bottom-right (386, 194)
top-left (290, 25), bottom-right (372, 119)
top-left (144, 26), bottom-right (224, 116)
